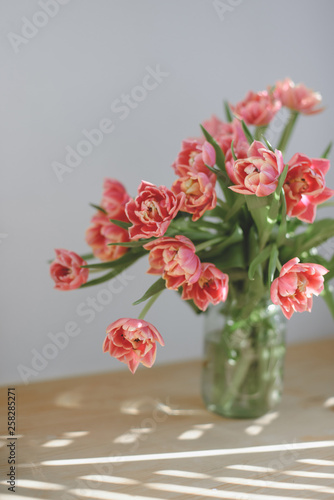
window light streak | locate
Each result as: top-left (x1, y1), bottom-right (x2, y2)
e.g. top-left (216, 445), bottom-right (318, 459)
top-left (178, 429), bottom-right (204, 440)
top-left (55, 391), bottom-right (82, 408)
top-left (298, 458), bottom-right (334, 466)
top-left (69, 488), bottom-right (165, 500)
top-left (0, 479), bottom-right (65, 490)
top-left (146, 482), bottom-right (313, 500)
top-left (41, 439), bottom-right (73, 448)
top-left (284, 470), bottom-right (334, 479)
top-left (194, 423), bottom-right (214, 429)
top-left (155, 402), bottom-right (207, 416)
top-left (0, 495), bottom-right (49, 500)
top-left (254, 412), bottom-right (279, 425)
top-left (155, 469), bottom-right (210, 479)
top-left (324, 396), bottom-right (334, 408)
top-left (40, 440), bottom-right (334, 466)
top-left (245, 425), bottom-right (263, 436)
top-left (113, 433), bottom-right (138, 444)
top-left (226, 465), bottom-right (275, 473)
top-left (214, 476), bottom-right (334, 494)
top-left (79, 475), bottom-right (139, 485)
top-left (63, 431), bottom-right (89, 438)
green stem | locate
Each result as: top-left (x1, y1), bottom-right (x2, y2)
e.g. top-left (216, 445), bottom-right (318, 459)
top-left (138, 291), bottom-right (163, 320)
top-left (195, 236), bottom-right (224, 253)
top-left (254, 125), bottom-right (268, 141)
top-left (219, 348), bottom-right (255, 412)
top-left (276, 110), bottom-right (299, 154)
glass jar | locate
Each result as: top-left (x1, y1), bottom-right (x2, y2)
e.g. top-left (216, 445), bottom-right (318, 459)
top-left (201, 297), bottom-right (287, 418)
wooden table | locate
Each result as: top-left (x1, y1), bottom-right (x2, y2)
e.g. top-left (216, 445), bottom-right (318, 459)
top-left (1, 339), bottom-right (334, 500)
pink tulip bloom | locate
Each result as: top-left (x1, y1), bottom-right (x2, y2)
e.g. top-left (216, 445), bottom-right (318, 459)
top-left (172, 139), bottom-right (216, 178)
top-left (229, 141), bottom-right (284, 197)
top-left (85, 212), bottom-right (129, 261)
top-left (172, 170), bottom-right (217, 221)
top-left (274, 78), bottom-right (324, 115)
top-left (284, 154), bottom-right (334, 223)
top-left (230, 90), bottom-right (281, 126)
top-left (103, 318), bottom-right (164, 374)
top-left (101, 178), bottom-right (131, 222)
top-left (182, 263), bottom-right (229, 311)
top-left (144, 235), bottom-right (201, 289)
top-left (50, 249), bottom-right (89, 290)
top-left (202, 116), bottom-right (247, 155)
top-left (225, 139), bottom-right (249, 184)
top-left (270, 258), bottom-right (328, 319)
top-left (125, 181), bottom-right (184, 240)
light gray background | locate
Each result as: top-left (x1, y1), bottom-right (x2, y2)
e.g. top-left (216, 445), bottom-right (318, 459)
top-left (1, 0), bottom-right (333, 386)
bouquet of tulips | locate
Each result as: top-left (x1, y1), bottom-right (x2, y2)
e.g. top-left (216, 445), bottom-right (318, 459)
top-left (50, 78), bottom-right (334, 375)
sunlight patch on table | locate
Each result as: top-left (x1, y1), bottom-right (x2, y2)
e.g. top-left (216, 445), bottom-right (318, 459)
top-left (41, 438), bottom-right (73, 448)
top-left (80, 475), bottom-right (139, 485)
top-left (40, 440), bottom-right (334, 466)
top-left (155, 469), bottom-right (210, 479)
top-left (214, 476), bottom-right (334, 494)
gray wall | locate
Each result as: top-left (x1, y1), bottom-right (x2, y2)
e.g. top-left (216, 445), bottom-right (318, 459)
top-left (1, 0), bottom-right (333, 386)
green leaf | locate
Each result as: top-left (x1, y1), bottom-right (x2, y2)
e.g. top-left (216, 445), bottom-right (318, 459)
top-left (133, 277), bottom-right (166, 305)
top-left (80, 268), bottom-right (126, 288)
top-left (248, 245), bottom-right (272, 281)
top-left (241, 120), bottom-right (254, 145)
top-left (321, 141), bottom-right (332, 159)
top-left (231, 140), bottom-right (237, 161)
top-left (81, 248), bottom-right (146, 269)
top-left (200, 226), bottom-right (243, 259)
top-left (282, 218), bottom-right (334, 260)
top-left (108, 239), bottom-right (154, 248)
top-left (90, 203), bottom-right (107, 214)
top-left (277, 192), bottom-right (287, 247)
top-left (109, 219), bottom-right (131, 229)
top-left (262, 136), bottom-right (274, 152)
top-left (210, 242), bottom-right (246, 270)
top-left (80, 252), bottom-right (95, 261)
top-left (224, 101), bottom-right (233, 123)
top-left (268, 244), bottom-right (279, 284)
top-left (200, 125), bottom-right (226, 171)
top-left (321, 282), bottom-right (334, 320)
top-left (225, 196), bottom-right (246, 222)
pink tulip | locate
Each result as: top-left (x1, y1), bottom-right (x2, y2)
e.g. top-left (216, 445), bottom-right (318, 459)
top-left (182, 263), bottom-right (229, 311)
top-left (101, 178), bottom-right (131, 222)
top-left (144, 235), bottom-right (201, 289)
top-left (103, 318), bottom-right (164, 374)
top-left (50, 249), bottom-right (89, 290)
top-left (172, 139), bottom-right (216, 178)
top-left (271, 258), bottom-right (328, 319)
top-left (86, 212), bottom-right (129, 261)
top-left (202, 116), bottom-right (247, 155)
top-left (172, 171), bottom-right (217, 221)
top-left (284, 154), bottom-right (334, 223)
top-left (229, 141), bottom-right (284, 197)
top-left (125, 181), bottom-right (184, 240)
top-left (230, 90), bottom-right (281, 126)
top-left (274, 78), bottom-right (323, 115)
top-left (225, 139), bottom-right (249, 184)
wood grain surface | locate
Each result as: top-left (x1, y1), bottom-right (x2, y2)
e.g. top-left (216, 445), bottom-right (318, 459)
top-left (1, 338), bottom-right (334, 500)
